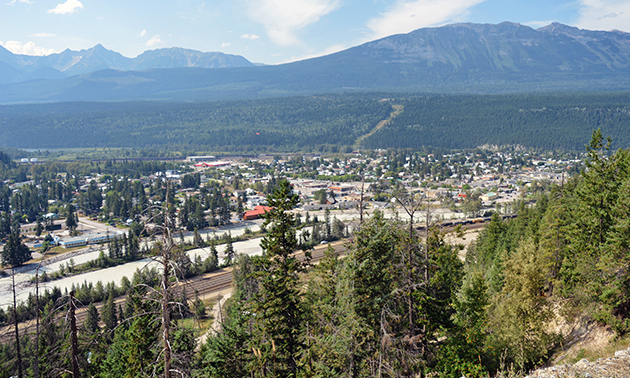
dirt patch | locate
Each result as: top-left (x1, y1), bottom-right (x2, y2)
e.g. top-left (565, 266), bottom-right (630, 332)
top-left (354, 104), bottom-right (403, 146)
top-left (446, 230), bottom-right (480, 260)
top-left (525, 312), bottom-right (630, 377)
top-left (196, 289), bottom-right (233, 349)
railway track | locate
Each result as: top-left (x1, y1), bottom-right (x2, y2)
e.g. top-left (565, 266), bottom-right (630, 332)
top-left (0, 240), bottom-right (347, 342)
top-left (1, 221), bottom-right (495, 343)
top-left (1, 212), bottom-right (510, 344)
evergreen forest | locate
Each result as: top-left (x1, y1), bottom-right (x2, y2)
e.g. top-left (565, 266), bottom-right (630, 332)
top-left (3, 92), bottom-right (630, 152)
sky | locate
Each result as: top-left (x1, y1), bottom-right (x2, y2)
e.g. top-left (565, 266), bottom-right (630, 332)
top-left (1, 0), bottom-right (629, 65)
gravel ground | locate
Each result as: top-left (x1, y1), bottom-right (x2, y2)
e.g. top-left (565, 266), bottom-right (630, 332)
top-left (525, 348), bottom-right (630, 378)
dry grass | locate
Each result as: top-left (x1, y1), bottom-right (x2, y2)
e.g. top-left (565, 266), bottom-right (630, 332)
top-left (567, 334), bottom-right (630, 364)
top-left (550, 309), bottom-right (630, 365)
top-left (178, 298), bottom-right (216, 336)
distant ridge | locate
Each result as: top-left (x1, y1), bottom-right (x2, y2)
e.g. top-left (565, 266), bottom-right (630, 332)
top-left (0, 44), bottom-right (254, 84)
top-left (3, 22), bottom-right (630, 103)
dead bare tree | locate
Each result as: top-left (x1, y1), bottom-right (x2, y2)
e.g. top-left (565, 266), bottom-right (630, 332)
top-left (392, 186), bottom-right (424, 338)
top-left (69, 291), bottom-right (80, 378)
top-left (358, 175), bottom-right (366, 225)
top-left (11, 268), bottom-right (24, 378)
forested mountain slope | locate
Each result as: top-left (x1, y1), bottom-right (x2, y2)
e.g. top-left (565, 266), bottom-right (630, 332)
top-left (2, 92), bottom-right (630, 151)
top-left (361, 92), bottom-right (630, 150)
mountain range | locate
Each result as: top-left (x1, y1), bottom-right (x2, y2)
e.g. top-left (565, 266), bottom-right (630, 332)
top-left (3, 22), bottom-right (630, 103)
top-left (0, 44), bottom-right (254, 84)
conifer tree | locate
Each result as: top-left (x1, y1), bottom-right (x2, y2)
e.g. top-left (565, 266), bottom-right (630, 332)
top-left (489, 238), bottom-right (557, 371)
top-left (193, 228), bottom-right (203, 247)
top-left (302, 245), bottom-right (371, 376)
top-left (85, 303), bottom-right (100, 333)
top-left (1, 224), bottom-right (31, 267)
top-left (65, 203), bottom-right (77, 232)
top-left (248, 180), bottom-right (307, 376)
top-left (209, 238), bottom-right (219, 264)
top-left (101, 291), bottom-right (117, 332)
top-left (224, 231), bottom-right (235, 266)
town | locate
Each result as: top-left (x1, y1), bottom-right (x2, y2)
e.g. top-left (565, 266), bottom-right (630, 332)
top-left (2, 147), bottom-right (579, 252)
top-left (0, 147), bottom-right (580, 252)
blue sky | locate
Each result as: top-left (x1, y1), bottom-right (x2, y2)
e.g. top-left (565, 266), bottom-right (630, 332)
top-left (0, 0), bottom-right (627, 65)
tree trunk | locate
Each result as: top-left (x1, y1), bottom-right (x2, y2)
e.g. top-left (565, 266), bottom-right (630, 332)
top-left (12, 269), bottom-right (23, 378)
top-left (34, 263), bottom-right (41, 378)
top-left (69, 291), bottom-right (80, 378)
top-left (162, 179), bottom-right (172, 378)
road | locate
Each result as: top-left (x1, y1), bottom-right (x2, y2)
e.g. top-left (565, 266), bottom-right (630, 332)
top-left (0, 240), bottom-right (347, 342)
top-left (0, 210), bottom-right (492, 308)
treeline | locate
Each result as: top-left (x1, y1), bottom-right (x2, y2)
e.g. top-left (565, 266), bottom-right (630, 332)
top-left (3, 92), bottom-right (630, 151)
top-left (0, 233), bottom-right (220, 378)
top-left (364, 92), bottom-right (630, 150)
top-left (0, 95), bottom-right (391, 150)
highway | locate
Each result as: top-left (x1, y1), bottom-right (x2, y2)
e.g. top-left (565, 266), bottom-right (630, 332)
top-left (0, 240), bottom-right (347, 342)
top-left (0, 215), bottom-right (503, 342)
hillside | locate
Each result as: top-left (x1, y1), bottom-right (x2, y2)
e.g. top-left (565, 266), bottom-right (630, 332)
top-left (2, 92), bottom-right (630, 151)
top-left (4, 22), bottom-right (630, 103)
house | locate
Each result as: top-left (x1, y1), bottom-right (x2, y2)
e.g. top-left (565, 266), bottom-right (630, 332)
top-left (329, 185), bottom-right (354, 195)
top-left (242, 205), bottom-right (273, 220)
top-left (481, 192), bottom-right (499, 201)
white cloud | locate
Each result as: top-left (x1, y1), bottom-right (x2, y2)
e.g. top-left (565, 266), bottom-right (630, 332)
top-left (0, 40), bottom-right (56, 56)
top-left (48, 0), bottom-right (84, 15)
top-left (222, 42), bottom-right (231, 47)
top-left (576, 0), bottom-right (630, 31)
top-left (245, 0), bottom-right (341, 46)
top-left (7, 0), bottom-right (33, 5)
top-left (366, 0), bottom-right (486, 40)
top-left (240, 34), bottom-right (260, 40)
top-left (30, 33), bottom-right (57, 38)
top-left (146, 35), bottom-right (164, 47)
top-left (139, 30), bottom-right (147, 37)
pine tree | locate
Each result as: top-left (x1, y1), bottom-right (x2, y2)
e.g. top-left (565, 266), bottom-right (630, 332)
top-left (65, 203), bottom-right (77, 232)
top-left (434, 270), bottom-right (490, 378)
top-left (209, 238), bottom-right (219, 263)
top-left (193, 228), bottom-right (203, 247)
top-left (248, 180), bottom-right (307, 376)
top-left (198, 300), bottom-right (252, 377)
top-left (302, 245), bottom-right (371, 376)
top-left (1, 224), bottom-right (31, 267)
top-left (224, 232), bottom-right (235, 266)
top-left (85, 303), bottom-right (100, 333)
top-left (489, 238), bottom-right (557, 371)
top-left (101, 291), bottom-right (117, 332)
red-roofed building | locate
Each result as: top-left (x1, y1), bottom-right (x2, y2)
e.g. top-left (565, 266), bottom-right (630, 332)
top-left (242, 205), bottom-right (273, 220)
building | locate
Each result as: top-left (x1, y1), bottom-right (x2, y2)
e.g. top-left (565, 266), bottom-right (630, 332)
top-left (481, 192), bottom-right (499, 201)
top-left (187, 155), bottom-right (216, 162)
top-left (329, 185), bottom-right (355, 195)
top-left (56, 232), bottom-right (122, 249)
top-left (194, 161), bottom-right (231, 168)
top-left (243, 205), bottom-right (273, 220)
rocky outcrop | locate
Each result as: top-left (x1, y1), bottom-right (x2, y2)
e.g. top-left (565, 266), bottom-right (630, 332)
top-left (525, 347), bottom-right (630, 378)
